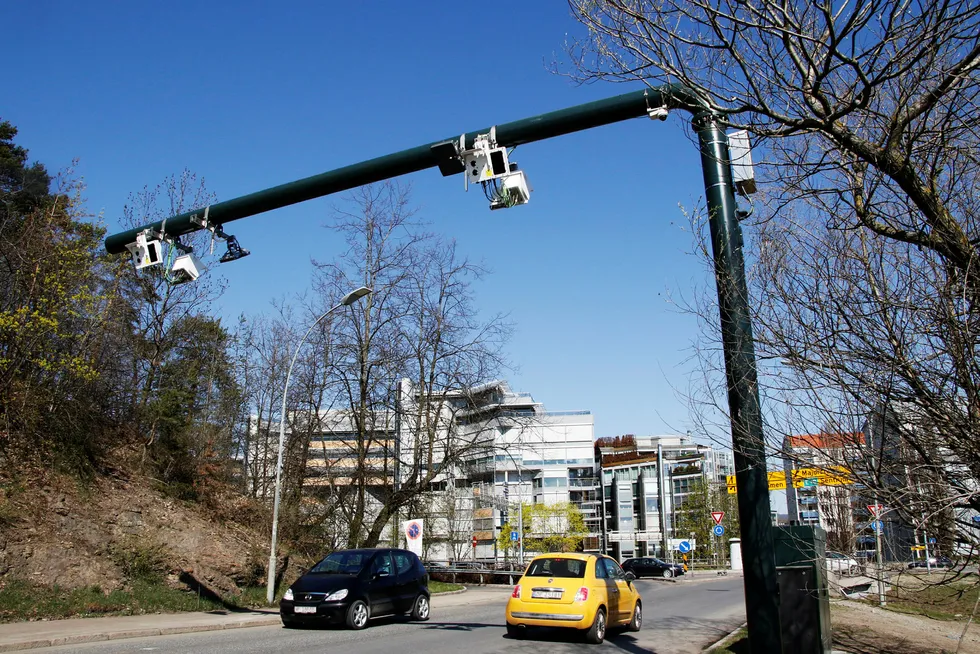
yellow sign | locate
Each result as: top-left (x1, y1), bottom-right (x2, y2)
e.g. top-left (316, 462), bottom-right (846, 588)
top-left (910, 545), bottom-right (927, 551)
top-left (726, 466), bottom-right (853, 494)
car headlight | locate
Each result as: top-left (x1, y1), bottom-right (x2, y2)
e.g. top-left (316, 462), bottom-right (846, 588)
top-left (283, 588), bottom-right (294, 601)
top-left (325, 588), bottom-right (349, 601)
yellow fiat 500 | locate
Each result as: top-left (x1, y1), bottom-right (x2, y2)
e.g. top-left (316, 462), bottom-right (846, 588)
top-left (505, 553), bottom-right (641, 644)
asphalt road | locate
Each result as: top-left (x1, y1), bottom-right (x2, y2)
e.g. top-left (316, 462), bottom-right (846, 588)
top-left (32, 576), bottom-right (746, 654)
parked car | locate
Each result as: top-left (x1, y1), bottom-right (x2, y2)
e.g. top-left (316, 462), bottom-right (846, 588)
top-left (908, 555), bottom-right (953, 569)
top-left (505, 553), bottom-right (642, 644)
top-left (423, 560), bottom-right (449, 572)
top-left (621, 557), bottom-right (686, 579)
top-left (825, 551), bottom-right (861, 576)
top-left (279, 548), bottom-right (430, 629)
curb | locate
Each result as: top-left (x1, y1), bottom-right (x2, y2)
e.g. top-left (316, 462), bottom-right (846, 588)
top-left (702, 621), bottom-right (747, 652)
top-left (434, 587), bottom-right (469, 596)
top-left (0, 617), bottom-right (283, 653)
top-left (0, 588), bottom-right (472, 652)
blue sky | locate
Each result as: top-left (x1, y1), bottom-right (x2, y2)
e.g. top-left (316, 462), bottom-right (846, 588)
top-left (4, 1), bottom-right (719, 444)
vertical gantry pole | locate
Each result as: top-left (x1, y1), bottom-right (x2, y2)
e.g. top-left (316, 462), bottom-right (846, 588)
top-left (694, 113), bottom-right (782, 653)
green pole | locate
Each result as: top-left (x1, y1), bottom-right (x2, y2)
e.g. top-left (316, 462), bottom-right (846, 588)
top-left (694, 112), bottom-right (781, 653)
top-left (105, 85), bottom-right (702, 254)
top-left (105, 86), bottom-right (782, 649)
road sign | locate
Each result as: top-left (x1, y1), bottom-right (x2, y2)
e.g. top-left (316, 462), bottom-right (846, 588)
top-left (973, 515), bottom-right (980, 523)
top-left (678, 541), bottom-right (692, 553)
top-left (713, 525), bottom-right (725, 537)
top-left (929, 537), bottom-right (937, 544)
top-left (911, 545), bottom-right (927, 551)
top-left (471, 536), bottom-right (478, 547)
top-left (510, 530), bottom-right (519, 542)
top-left (870, 520), bottom-right (883, 532)
top-left (727, 467), bottom-right (854, 493)
top-left (711, 511), bottom-right (725, 525)
top-left (803, 478), bottom-right (818, 488)
top-left (867, 504), bottom-right (884, 517)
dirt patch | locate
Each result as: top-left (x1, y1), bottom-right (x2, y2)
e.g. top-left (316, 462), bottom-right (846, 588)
top-left (0, 469), bottom-right (299, 602)
top-left (832, 600), bottom-right (980, 653)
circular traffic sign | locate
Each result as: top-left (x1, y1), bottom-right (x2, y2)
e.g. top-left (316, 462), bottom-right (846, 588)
top-left (406, 521), bottom-right (422, 539)
top-left (713, 525), bottom-right (725, 536)
top-left (678, 540), bottom-right (692, 553)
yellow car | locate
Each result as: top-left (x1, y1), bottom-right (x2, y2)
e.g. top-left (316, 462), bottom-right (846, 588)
top-left (505, 553), bottom-right (642, 644)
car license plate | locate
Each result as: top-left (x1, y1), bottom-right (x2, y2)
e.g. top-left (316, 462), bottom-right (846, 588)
top-left (294, 606), bottom-right (317, 614)
top-left (532, 590), bottom-right (562, 599)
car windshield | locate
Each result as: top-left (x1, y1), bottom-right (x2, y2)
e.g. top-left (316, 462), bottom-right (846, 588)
top-left (525, 557), bottom-right (586, 578)
top-left (310, 551), bottom-right (370, 575)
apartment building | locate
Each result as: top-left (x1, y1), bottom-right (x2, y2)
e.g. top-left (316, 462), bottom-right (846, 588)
top-left (783, 430), bottom-right (917, 562)
top-left (595, 434), bottom-right (735, 560)
top-left (451, 380), bottom-right (600, 560)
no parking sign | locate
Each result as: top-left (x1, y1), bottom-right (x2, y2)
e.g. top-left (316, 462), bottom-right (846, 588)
top-left (403, 519), bottom-right (424, 556)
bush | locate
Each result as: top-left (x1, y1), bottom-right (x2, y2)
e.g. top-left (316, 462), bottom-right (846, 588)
top-left (110, 539), bottom-right (169, 583)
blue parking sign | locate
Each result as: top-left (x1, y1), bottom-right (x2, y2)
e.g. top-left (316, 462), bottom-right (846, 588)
top-left (510, 530), bottom-right (519, 542)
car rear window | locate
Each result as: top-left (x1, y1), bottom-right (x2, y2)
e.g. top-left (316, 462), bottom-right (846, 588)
top-left (525, 557), bottom-right (586, 578)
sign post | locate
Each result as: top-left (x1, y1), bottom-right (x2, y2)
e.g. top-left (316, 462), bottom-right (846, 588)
top-left (867, 504), bottom-right (887, 606)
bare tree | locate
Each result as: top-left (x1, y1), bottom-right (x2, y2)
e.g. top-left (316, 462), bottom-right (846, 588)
top-left (568, 0), bottom-right (980, 558)
top-left (120, 170), bottom-right (227, 456)
top-left (306, 182), bottom-right (514, 548)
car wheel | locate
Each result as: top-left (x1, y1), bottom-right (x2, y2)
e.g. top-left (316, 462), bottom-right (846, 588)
top-left (585, 608), bottom-right (606, 644)
top-left (346, 599), bottom-right (370, 630)
top-left (506, 623), bottom-right (524, 639)
top-left (628, 602), bottom-right (642, 632)
top-left (662, 568), bottom-right (673, 578)
top-left (410, 594), bottom-right (430, 621)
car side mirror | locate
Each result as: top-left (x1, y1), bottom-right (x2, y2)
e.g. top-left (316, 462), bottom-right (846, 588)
top-left (625, 571), bottom-right (636, 582)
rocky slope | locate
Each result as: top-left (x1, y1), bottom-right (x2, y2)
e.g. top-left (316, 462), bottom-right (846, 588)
top-left (0, 468), bottom-right (289, 600)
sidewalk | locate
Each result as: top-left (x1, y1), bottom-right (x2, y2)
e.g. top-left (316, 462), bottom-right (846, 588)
top-left (0, 588), bottom-right (504, 652)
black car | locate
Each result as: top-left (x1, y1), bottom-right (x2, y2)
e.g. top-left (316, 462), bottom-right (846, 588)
top-left (280, 548), bottom-right (430, 629)
top-left (621, 557), bottom-right (686, 579)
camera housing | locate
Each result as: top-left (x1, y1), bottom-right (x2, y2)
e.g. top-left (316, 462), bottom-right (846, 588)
top-left (490, 170), bottom-right (531, 210)
top-left (126, 232), bottom-right (163, 269)
top-left (168, 253), bottom-right (205, 285)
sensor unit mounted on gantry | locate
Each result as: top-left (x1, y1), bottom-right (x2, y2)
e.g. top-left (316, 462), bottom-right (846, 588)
top-left (431, 126), bottom-right (531, 211)
top-left (123, 207), bottom-right (250, 284)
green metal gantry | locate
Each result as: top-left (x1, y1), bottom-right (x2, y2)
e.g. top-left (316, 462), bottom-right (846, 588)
top-left (105, 84), bottom-right (782, 653)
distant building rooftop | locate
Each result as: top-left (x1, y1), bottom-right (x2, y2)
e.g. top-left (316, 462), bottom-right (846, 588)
top-left (787, 432), bottom-right (865, 449)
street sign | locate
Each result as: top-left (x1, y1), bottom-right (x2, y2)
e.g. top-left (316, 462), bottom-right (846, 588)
top-left (929, 537), bottom-right (937, 544)
top-left (726, 466), bottom-right (854, 494)
top-left (867, 504), bottom-right (884, 517)
top-left (678, 541), bottom-right (692, 553)
top-left (713, 525), bottom-right (725, 537)
top-left (973, 515), bottom-right (980, 523)
top-left (803, 478), bottom-right (818, 488)
top-left (870, 520), bottom-right (883, 532)
top-left (510, 530), bottom-right (519, 542)
top-left (711, 511), bottom-right (725, 526)
top-left (911, 545), bottom-right (927, 551)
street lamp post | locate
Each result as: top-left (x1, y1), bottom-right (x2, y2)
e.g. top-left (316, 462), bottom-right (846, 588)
top-left (265, 286), bottom-right (371, 604)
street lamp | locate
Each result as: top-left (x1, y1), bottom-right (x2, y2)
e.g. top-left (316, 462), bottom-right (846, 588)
top-left (266, 286), bottom-right (371, 604)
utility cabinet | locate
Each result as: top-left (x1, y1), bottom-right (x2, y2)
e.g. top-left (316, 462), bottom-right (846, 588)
top-left (772, 526), bottom-right (832, 654)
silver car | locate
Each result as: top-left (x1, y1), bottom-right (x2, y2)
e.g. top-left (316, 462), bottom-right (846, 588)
top-left (825, 551), bottom-right (861, 575)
